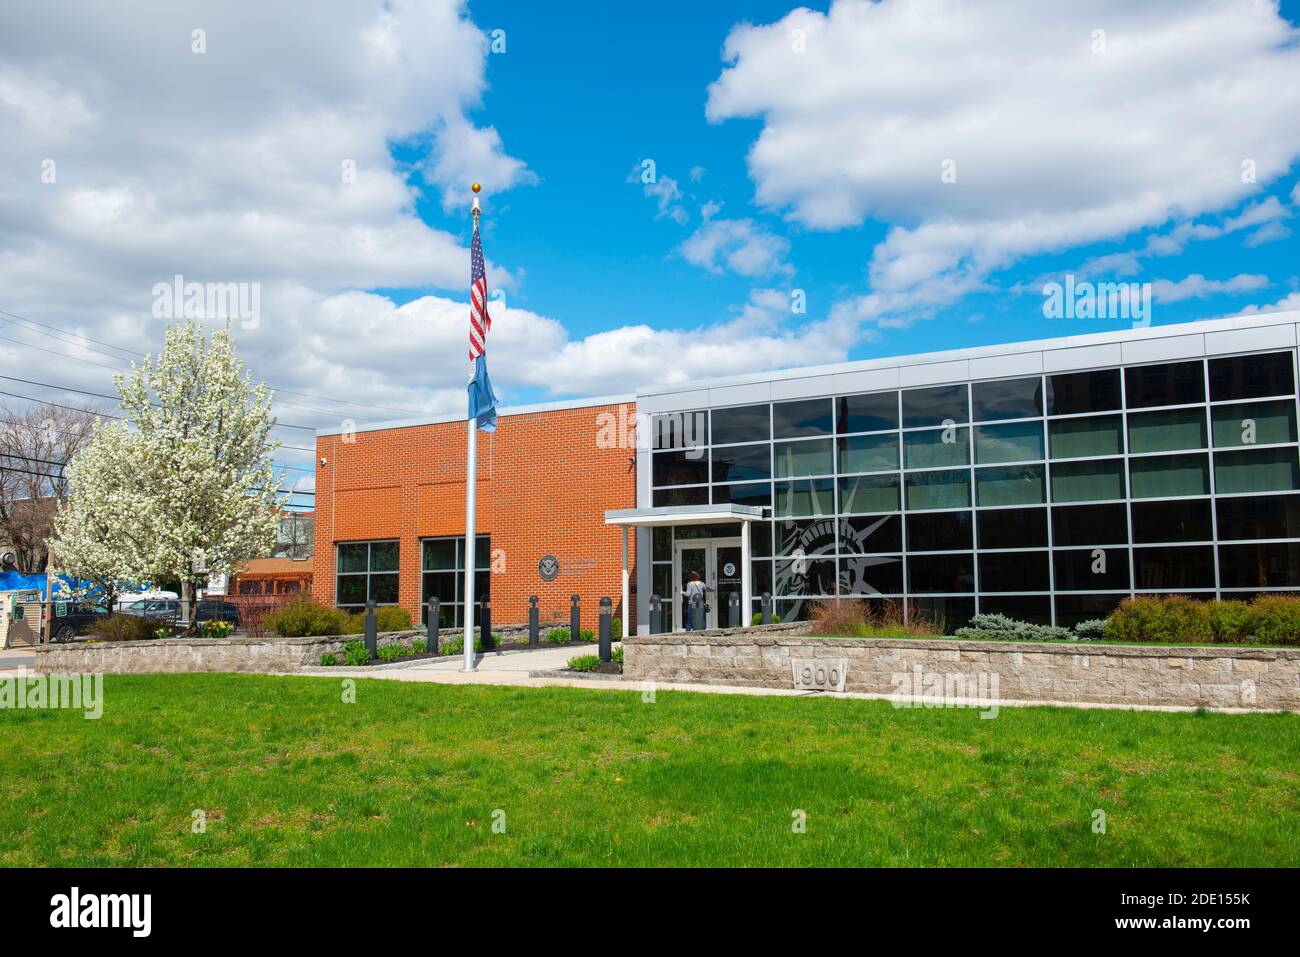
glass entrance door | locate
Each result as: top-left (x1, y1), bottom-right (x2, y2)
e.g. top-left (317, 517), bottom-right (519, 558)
top-left (672, 539), bottom-right (742, 630)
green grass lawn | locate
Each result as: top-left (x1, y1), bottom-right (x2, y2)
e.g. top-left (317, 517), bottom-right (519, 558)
top-left (2, 674), bottom-right (1297, 866)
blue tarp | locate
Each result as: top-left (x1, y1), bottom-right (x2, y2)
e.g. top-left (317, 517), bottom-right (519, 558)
top-left (0, 572), bottom-right (90, 599)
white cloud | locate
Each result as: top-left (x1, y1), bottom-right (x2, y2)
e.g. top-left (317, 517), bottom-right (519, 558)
top-left (1227, 289), bottom-right (1300, 317)
top-left (679, 217), bottom-right (793, 277)
top-left (707, 0), bottom-right (1300, 320)
top-left (1151, 273), bottom-right (1269, 304)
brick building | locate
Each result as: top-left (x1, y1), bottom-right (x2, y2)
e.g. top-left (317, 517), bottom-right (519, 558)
top-left (312, 395), bottom-right (639, 632)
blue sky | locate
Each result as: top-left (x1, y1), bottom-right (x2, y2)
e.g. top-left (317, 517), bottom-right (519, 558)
top-left (397, 0), bottom-right (1300, 402)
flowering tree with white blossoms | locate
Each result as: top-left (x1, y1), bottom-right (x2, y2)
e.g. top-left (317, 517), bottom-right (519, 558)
top-left (54, 320), bottom-right (285, 626)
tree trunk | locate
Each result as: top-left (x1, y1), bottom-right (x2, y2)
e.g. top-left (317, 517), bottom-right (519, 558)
top-left (181, 579), bottom-right (194, 631)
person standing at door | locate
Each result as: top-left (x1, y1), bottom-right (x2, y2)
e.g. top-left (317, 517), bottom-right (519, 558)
top-left (683, 570), bottom-right (709, 630)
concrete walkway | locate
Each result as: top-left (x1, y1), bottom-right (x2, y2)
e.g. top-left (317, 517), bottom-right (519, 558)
top-left (0, 648), bottom-right (35, 672)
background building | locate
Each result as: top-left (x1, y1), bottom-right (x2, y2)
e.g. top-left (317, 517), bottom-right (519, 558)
top-left (315, 309), bottom-right (1300, 634)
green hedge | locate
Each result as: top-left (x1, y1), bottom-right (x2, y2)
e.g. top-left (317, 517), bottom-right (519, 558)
top-left (266, 600), bottom-right (413, 637)
top-left (1105, 595), bottom-right (1300, 646)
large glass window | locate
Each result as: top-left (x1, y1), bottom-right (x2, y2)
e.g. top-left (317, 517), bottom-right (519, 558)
top-left (1127, 408), bottom-right (1206, 454)
top-left (838, 433), bottom-right (899, 473)
top-left (1211, 399), bottom-right (1297, 448)
top-left (905, 469), bottom-right (970, 511)
top-left (775, 478), bottom-right (836, 517)
top-left (1049, 415), bottom-right (1123, 459)
top-left (971, 377), bottom-right (1043, 422)
top-left (1219, 542), bottom-right (1300, 588)
top-left (710, 443), bottom-right (770, 482)
top-left (839, 474), bottom-right (900, 514)
top-left (1053, 548), bottom-right (1130, 591)
top-left (1050, 459), bottom-right (1125, 503)
top-left (902, 384), bottom-right (968, 427)
top-left (711, 404), bottom-right (769, 445)
top-left (1214, 447), bottom-right (1300, 494)
top-left (981, 594), bottom-right (1052, 624)
top-left (652, 449), bottom-right (710, 487)
top-left (907, 553), bottom-right (975, 593)
top-left (653, 486), bottom-right (708, 507)
top-left (903, 427), bottom-right (969, 469)
top-left (974, 421), bottom-right (1044, 464)
top-left (1209, 351), bottom-right (1294, 402)
top-left (975, 465), bottom-right (1045, 507)
top-left (1047, 369), bottom-right (1121, 416)
top-left (1129, 453), bottom-right (1209, 499)
top-left (1131, 499), bottom-right (1212, 543)
top-left (839, 515), bottom-right (902, 553)
top-left (772, 398), bottom-right (833, 439)
top-left (841, 555), bottom-right (904, 595)
top-left (836, 392), bottom-right (898, 433)
top-left (1216, 494), bottom-right (1300, 540)
top-left (1134, 546), bottom-right (1215, 590)
top-left (906, 511), bottom-right (973, 551)
top-left (1051, 503), bottom-right (1128, 546)
top-left (651, 410), bottom-right (708, 450)
top-left (337, 540), bottom-right (399, 610)
top-left (1124, 361), bottom-right (1205, 409)
top-left (713, 482), bottom-right (771, 509)
top-left (774, 438), bottom-right (834, 478)
top-left (978, 507), bottom-right (1048, 549)
top-left (420, 536), bottom-right (489, 626)
top-left (979, 551), bottom-right (1050, 592)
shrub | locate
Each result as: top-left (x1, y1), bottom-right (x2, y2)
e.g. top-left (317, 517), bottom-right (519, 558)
top-left (440, 634), bottom-right (486, 656)
top-left (810, 600), bottom-right (869, 636)
top-left (377, 643), bottom-right (401, 662)
top-left (319, 652), bottom-right (337, 666)
top-left (545, 627), bottom-right (570, 645)
top-left (611, 643), bottom-right (624, 664)
top-left (568, 654), bottom-right (600, 672)
top-left (411, 637), bottom-right (428, 655)
top-left (1105, 596), bottom-right (1213, 645)
top-left (1244, 595), bottom-right (1300, 646)
top-left (578, 628), bottom-right (594, 642)
top-left (343, 640), bottom-right (370, 666)
top-left (750, 612), bottom-right (783, 626)
top-left (1072, 618), bottom-right (1107, 641)
top-left (611, 617), bottom-right (622, 637)
top-left (376, 606), bottom-right (412, 632)
top-left (955, 613), bottom-right (1072, 642)
top-left (1208, 600), bottom-right (1251, 644)
top-left (265, 600), bottom-right (352, 638)
top-left (90, 614), bottom-right (155, 642)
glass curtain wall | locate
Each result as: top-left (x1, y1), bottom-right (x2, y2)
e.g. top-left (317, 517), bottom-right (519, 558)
top-left (648, 350), bottom-right (1300, 628)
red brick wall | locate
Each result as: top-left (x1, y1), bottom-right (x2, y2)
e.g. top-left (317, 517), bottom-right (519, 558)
top-left (312, 401), bottom-right (638, 630)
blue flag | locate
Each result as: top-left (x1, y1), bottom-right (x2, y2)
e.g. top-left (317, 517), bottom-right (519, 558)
top-left (467, 354), bottom-right (499, 433)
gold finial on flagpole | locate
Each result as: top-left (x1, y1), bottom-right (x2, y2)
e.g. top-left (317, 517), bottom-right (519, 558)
top-left (471, 182), bottom-right (481, 222)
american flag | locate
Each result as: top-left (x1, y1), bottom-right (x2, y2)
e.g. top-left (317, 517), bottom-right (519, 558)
top-left (469, 214), bottom-right (491, 360)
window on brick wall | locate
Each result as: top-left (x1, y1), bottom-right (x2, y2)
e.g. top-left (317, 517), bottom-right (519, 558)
top-left (336, 540), bottom-right (400, 611)
top-left (420, 535), bottom-right (490, 627)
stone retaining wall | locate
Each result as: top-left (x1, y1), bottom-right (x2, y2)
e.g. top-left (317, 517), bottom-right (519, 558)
top-left (623, 634), bottom-right (1300, 711)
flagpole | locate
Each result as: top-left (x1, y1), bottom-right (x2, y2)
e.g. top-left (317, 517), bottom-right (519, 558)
top-left (463, 187), bottom-right (481, 673)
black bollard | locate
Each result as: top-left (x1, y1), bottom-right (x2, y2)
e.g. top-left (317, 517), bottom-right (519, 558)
top-left (570, 594), bottom-right (581, 643)
top-left (479, 595), bottom-right (491, 650)
top-left (528, 595), bottom-right (539, 648)
top-left (649, 594), bottom-right (662, 635)
top-left (364, 600), bottom-right (377, 659)
top-left (598, 596), bottom-right (612, 662)
top-left (427, 596), bottom-right (440, 655)
top-left (761, 591), bottom-right (773, 625)
top-left (728, 590), bottom-right (740, 628)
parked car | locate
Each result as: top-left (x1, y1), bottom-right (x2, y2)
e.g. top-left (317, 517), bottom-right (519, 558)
top-left (50, 602), bottom-right (110, 642)
top-left (196, 600), bottom-right (240, 627)
top-left (119, 598), bottom-right (181, 621)
top-left (113, 590), bottom-right (178, 612)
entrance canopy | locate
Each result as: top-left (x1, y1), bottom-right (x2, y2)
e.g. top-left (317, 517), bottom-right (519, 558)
top-left (604, 504), bottom-right (765, 636)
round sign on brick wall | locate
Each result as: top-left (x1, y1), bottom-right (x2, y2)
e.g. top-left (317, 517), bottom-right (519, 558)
top-left (538, 555), bottom-right (560, 581)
